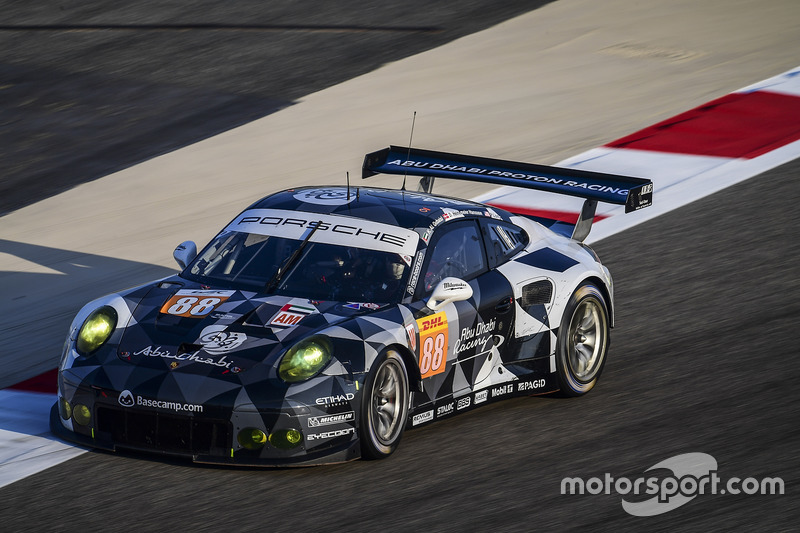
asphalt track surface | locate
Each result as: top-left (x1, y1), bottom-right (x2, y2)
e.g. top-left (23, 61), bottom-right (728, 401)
top-left (2, 1), bottom-right (798, 531)
top-left (0, 0), bottom-right (549, 216)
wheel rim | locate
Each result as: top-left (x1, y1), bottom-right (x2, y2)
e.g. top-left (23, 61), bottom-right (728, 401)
top-left (566, 298), bottom-right (606, 381)
top-left (370, 359), bottom-right (405, 445)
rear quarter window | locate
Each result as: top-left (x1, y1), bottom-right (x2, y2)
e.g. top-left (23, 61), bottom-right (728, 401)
top-left (481, 220), bottom-right (529, 268)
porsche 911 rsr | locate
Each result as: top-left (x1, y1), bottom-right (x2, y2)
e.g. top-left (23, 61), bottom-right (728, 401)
top-left (51, 146), bottom-right (652, 465)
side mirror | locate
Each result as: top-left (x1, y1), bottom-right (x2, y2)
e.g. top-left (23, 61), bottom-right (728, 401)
top-left (427, 277), bottom-right (473, 312)
top-left (173, 241), bottom-right (197, 270)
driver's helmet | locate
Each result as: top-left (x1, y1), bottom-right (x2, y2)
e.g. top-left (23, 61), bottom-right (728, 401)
top-left (386, 256), bottom-right (406, 280)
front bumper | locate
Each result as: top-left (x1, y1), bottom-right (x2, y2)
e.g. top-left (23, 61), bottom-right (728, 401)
top-left (49, 403), bottom-right (360, 466)
top-left (52, 369), bottom-right (363, 466)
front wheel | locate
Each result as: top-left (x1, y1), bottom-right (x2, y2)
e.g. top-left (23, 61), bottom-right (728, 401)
top-left (359, 349), bottom-right (410, 459)
top-left (555, 283), bottom-right (610, 396)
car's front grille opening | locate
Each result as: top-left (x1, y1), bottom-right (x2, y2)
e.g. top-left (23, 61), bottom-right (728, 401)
top-left (96, 407), bottom-right (231, 456)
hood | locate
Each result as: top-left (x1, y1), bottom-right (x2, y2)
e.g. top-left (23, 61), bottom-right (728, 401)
top-left (116, 281), bottom-right (387, 378)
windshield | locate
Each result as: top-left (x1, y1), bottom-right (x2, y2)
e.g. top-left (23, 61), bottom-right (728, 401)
top-left (182, 231), bottom-right (411, 303)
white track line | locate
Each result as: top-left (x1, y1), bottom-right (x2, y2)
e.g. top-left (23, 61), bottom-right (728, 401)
top-left (0, 391), bottom-right (85, 489)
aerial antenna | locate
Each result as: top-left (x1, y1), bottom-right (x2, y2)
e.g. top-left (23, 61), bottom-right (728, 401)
top-left (401, 111), bottom-right (416, 191)
top-left (346, 171), bottom-right (350, 200)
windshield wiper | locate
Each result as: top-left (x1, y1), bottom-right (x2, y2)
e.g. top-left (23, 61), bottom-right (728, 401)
top-left (264, 221), bottom-right (322, 293)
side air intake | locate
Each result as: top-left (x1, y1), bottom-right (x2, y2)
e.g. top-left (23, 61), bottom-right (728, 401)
top-left (521, 280), bottom-right (553, 307)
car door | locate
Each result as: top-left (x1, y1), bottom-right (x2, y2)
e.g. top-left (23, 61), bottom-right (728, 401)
top-left (481, 218), bottom-right (554, 362)
top-left (411, 218), bottom-right (515, 402)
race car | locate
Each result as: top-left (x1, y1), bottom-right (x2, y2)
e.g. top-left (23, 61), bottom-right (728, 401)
top-left (51, 146), bottom-right (652, 465)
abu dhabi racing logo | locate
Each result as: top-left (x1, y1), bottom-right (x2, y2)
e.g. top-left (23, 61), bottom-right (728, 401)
top-left (198, 326), bottom-right (247, 355)
top-left (294, 188), bottom-right (355, 206)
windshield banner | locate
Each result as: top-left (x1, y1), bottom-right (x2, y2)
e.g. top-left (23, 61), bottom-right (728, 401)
top-left (226, 209), bottom-right (420, 256)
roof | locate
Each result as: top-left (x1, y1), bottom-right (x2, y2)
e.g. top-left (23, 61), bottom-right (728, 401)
top-left (249, 186), bottom-right (512, 230)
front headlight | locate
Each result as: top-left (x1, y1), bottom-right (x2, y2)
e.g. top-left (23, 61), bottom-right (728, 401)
top-left (76, 306), bottom-right (118, 357)
top-left (278, 336), bottom-right (333, 382)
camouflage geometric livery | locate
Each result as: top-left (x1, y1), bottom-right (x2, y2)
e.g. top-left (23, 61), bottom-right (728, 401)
top-left (51, 147), bottom-right (652, 466)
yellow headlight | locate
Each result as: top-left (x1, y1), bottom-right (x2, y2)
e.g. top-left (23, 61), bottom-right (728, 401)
top-left (278, 336), bottom-right (333, 382)
top-left (76, 306), bottom-right (117, 356)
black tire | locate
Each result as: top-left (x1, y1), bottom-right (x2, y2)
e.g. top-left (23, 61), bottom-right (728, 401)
top-left (555, 283), bottom-right (610, 396)
top-left (359, 349), bottom-right (410, 459)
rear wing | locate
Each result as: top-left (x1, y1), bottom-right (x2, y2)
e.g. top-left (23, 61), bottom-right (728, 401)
top-left (362, 146), bottom-right (653, 241)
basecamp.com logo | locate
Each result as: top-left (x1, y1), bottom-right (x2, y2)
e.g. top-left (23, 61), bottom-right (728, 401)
top-left (561, 452), bottom-right (784, 516)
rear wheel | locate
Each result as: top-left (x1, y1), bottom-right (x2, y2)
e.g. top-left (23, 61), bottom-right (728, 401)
top-left (555, 283), bottom-right (609, 396)
top-left (360, 349), bottom-right (409, 459)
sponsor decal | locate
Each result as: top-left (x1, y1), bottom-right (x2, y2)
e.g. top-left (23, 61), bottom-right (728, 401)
top-left (294, 188), bottom-right (355, 206)
top-left (384, 159), bottom-right (630, 197)
top-left (118, 389), bottom-right (134, 407)
top-left (440, 208), bottom-right (465, 222)
top-left (442, 280), bottom-right (469, 291)
top-left (118, 389), bottom-right (203, 413)
top-left (407, 250), bottom-right (426, 294)
top-left (437, 402), bottom-right (455, 417)
top-left (456, 396), bottom-right (471, 410)
top-left (343, 302), bottom-right (382, 311)
top-left (485, 208), bottom-right (502, 220)
top-left (160, 289), bottom-right (234, 318)
top-left (210, 312), bottom-right (238, 320)
top-left (405, 323), bottom-right (417, 352)
top-left (416, 311), bottom-right (448, 379)
top-left (492, 384), bottom-right (514, 398)
top-left (518, 379), bottom-right (546, 392)
top-left (475, 390), bottom-right (488, 404)
top-left (269, 303), bottom-right (316, 328)
top-left (134, 345), bottom-right (237, 369)
top-left (229, 208), bottom-right (419, 256)
top-left (306, 427), bottom-right (356, 441)
top-left (308, 411), bottom-right (355, 428)
top-left (198, 326), bottom-right (247, 354)
top-left (315, 393), bottom-right (355, 406)
top-left (454, 318), bottom-right (498, 355)
top-left (412, 410), bottom-right (434, 426)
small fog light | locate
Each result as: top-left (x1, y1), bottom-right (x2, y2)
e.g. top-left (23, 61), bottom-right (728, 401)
top-left (73, 404), bottom-right (91, 426)
top-left (237, 428), bottom-right (267, 450)
top-left (58, 398), bottom-right (72, 420)
top-left (269, 428), bottom-right (303, 450)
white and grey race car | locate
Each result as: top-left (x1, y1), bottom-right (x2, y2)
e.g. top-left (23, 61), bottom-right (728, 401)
top-left (51, 146), bottom-right (652, 465)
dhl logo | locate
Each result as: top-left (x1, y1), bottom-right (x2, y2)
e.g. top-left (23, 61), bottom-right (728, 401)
top-left (418, 312), bottom-right (446, 332)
